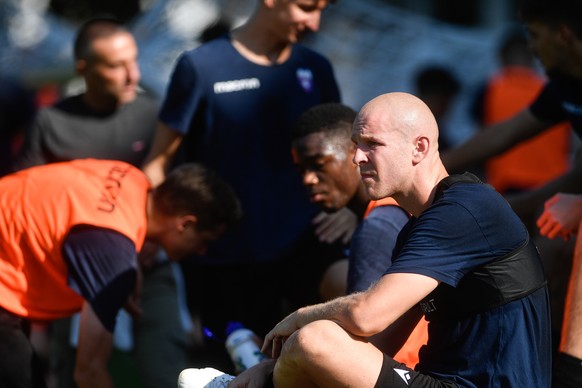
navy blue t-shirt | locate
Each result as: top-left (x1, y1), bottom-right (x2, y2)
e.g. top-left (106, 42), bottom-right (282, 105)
top-left (530, 72), bottom-right (582, 138)
top-left (348, 205), bottom-right (409, 293)
top-left (159, 34), bottom-right (340, 264)
top-left (62, 226), bottom-right (137, 332)
top-left (385, 176), bottom-right (552, 387)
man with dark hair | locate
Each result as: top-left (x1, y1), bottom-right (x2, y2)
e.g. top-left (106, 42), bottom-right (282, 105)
top-left (0, 159), bottom-right (240, 388)
top-left (290, 103), bottom-right (410, 296)
top-left (15, 17), bottom-right (189, 388)
top-left (17, 17), bottom-right (156, 168)
top-left (289, 103), bottom-right (363, 301)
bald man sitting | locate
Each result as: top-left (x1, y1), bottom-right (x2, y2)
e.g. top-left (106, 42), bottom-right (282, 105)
top-left (199, 92), bottom-right (551, 388)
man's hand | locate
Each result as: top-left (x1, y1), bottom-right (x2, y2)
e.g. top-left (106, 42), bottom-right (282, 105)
top-left (537, 193), bottom-right (582, 240)
top-left (261, 310), bottom-right (303, 358)
top-left (141, 122), bottom-right (184, 187)
top-left (313, 207), bottom-right (358, 244)
top-left (228, 359), bottom-right (276, 388)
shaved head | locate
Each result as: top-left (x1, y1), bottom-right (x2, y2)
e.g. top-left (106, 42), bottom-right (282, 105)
top-left (356, 92), bottom-right (439, 153)
top-left (352, 92), bottom-right (448, 216)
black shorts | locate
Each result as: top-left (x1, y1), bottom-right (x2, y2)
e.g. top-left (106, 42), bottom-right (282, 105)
top-left (375, 354), bottom-right (458, 388)
top-left (0, 307), bottom-right (46, 388)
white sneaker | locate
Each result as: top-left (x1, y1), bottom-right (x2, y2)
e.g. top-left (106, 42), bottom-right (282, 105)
top-left (178, 367), bottom-right (235, 388)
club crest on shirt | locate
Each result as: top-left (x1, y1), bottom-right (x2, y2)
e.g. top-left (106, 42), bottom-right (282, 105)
top-left (296, 68), bottom-right (313, 93)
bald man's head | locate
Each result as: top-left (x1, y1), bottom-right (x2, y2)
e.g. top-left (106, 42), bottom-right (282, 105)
top-left (352, 92), bottom-right (447, 212)
top-left (356, 92), bottom-right (439, 151)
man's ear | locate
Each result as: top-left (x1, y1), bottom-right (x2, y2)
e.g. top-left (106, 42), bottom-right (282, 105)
top-left (177, 214), bottom-right (198, 232)
top-left (412, 135), bottom-right (430, 164)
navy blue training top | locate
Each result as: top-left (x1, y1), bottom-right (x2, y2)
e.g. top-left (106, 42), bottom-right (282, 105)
top-left (63, 226), bottom-right (137, 332)
top-left (386, 175), bottom-right (552, 387)
top-left (348, 205), bottom-right (409, 294)
top-left (159, 34), bottom-right (340, 264)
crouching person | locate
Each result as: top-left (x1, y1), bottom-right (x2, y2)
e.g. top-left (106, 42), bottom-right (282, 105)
top-left (0, 159), bottom-right (241, 388)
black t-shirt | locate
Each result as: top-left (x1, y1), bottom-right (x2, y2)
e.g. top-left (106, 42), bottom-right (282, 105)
top-left (17, 93), bottom-right (158, 170)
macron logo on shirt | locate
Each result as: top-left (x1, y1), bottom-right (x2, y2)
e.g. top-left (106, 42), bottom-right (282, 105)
top-left (214, 78), bottom-right (260, 94)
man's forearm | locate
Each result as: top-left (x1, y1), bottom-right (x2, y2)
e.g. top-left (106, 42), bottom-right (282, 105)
top-left (442, 122), bottom-right (517, 173)
top-left (296, 291), bottom-right (390, 338)
top-left (443, 110), bottom-right (546, 173)
top-left (142, 156), bottom-right (168, 188)
top-left (141, 122), bottom-right (183, 187)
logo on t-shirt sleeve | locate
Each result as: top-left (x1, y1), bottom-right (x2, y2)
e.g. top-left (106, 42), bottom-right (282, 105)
top-left (393, 368), bottom-right (411, 385)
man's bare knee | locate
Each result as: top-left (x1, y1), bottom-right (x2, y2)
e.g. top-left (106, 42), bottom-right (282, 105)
top-left (275, 321), bottom-right (344, 387)
top-left (282, 320), bottom-right (343, 361)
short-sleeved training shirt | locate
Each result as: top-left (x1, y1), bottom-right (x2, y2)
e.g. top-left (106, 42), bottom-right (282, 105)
top-left (159, 34), bottom-right (340, 264)
top-left (348, 204), bottom-right (409, 294)
top-left (18, 93), bottom-right (157, 169)
top-left (385, 175), bottom-right (551, 387)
